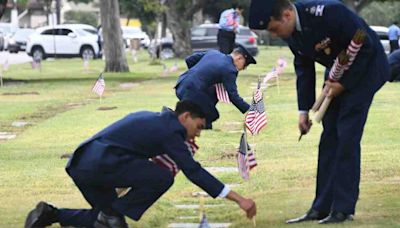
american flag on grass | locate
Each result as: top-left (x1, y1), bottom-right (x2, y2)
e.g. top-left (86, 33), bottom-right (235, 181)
top-left (237, 133), bottom-right (257, 180)
top-left (246, 81), bottom-right (267, 135)
top-left (2, 59), bottom-right (9, 71)
top-left (92, 73), bottom-right (105, 96)
top-left (263, 67), bottom-right (278, 85)
top-left (152, 139), bottom-right (199, 176)
top-left (198, 213), bottom-right (211, 228)
top-left (215, 83), bottom-right (230, 103)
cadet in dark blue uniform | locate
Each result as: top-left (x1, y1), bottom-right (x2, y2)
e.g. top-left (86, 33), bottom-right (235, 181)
top-left (175, 47), bottom-right (256, 129)
top-left (25, 100), bottom-right (257, 228)
top-left (389, 49), bottom-right (400, 81)
top-left (249, 0), bottom-right (389, 224)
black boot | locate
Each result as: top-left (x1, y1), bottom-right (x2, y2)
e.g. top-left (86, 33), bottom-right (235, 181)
top-left (94, 211), bottom-right (129, 228)
top-left (25, 202), bottom-right (59, 228)
top-left (286, 208), bottom-right (329, 224)
top-left (318, 211), bottom-right (353, 224)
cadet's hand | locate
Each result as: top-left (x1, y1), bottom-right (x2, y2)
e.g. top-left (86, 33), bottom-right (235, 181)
top-left (226, 191), bottom-right (257, 219)
top-left (325, 81), bottom-right (345, 98)
top-left (299, 113), bottom-right (312, 135)
top-left (238, 198), bottom-right (257, 219)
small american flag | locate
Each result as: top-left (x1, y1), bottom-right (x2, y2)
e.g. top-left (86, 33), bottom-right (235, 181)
top-left (92, 73), bottom-right (105, 97)
top-left (277, 57), bottom-right (287, 69)
top-left (198, 213), bottom-right (211, 228)
top-left (237, 133), bottom-right (257, 180)
top-left (152, 139), bottom-right (199, 176)
top-left (215, 83), bottom-right (230, 103)
top-left (263, 67), bottom-right (278, 85)
top-left (245, 82), bottom-right (267, 135)
top-left (2, 59), bottom-right (9, 71)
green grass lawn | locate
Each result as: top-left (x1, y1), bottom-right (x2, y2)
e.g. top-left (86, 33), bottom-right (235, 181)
top-left (0, 47), bottom-right (399, 227)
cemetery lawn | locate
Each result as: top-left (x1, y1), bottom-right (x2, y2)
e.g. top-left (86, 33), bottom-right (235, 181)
top-left (0, 47), bottom-right (399, 227)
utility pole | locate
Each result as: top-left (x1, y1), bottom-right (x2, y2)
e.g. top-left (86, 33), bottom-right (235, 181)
top-left (11, 0), bottom-right (18, 27)
top-left (55, 0), bottom-right (61, 24)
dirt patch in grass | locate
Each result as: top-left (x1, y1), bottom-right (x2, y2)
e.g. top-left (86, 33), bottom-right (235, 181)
top-left (97, 106), bottom-right (118, 111)
top-left (2, 91), bottom-right (40, 95)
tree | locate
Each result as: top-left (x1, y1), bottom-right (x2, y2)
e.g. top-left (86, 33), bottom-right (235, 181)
top-left (119, 0), bottom-right (161, 37)
top-left (162, 0), bottom-right (208, 58)
top-left (70, 0), bottom-right (129, 72)
top-left (99, 0), bottom-right (129, 72)
top-left (342, 0), bottom-right (395, 13)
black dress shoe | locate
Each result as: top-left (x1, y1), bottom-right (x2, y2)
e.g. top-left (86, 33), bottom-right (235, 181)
top-left (318, 211), bottom-right (353, 224)
top-left (286, 209), bottom-right (329, 224)
top-left (25, 202), bottom-right (59, 228)
top-left (94, 211), bottom-right (129, 228)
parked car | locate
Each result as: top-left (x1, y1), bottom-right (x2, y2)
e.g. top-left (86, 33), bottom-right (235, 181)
top-left (26, 24), bottom-right (101, 60)
top-left (8, 28), bottom-right (35, 53)
top-left (121, 26), bottom-right (150, 49)
top-left (0, 22), bottom-right (19, 50)
top-left (370, 26), bottom-right (390, 55)
top-left (149, 23), bottom-right (258, 59)
top-left (0, 30), bottom-right (4, 51)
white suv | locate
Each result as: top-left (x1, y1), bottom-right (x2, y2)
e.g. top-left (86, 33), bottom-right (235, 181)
top-left (26, 24), bottom-right (100, 60)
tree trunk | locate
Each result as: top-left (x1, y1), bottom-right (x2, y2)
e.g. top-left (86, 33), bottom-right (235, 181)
top-left (100, 0), bottom-right (129, 72)
top-left (164, 0), bottom-right (207, 58)
top-left (164, 0), bottom-right (192, 58)
top-left (342, 0), bottom-right (371, 13)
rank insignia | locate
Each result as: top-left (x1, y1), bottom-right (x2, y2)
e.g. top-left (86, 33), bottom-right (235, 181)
top-left (315, 37), bottom-right (331, 55)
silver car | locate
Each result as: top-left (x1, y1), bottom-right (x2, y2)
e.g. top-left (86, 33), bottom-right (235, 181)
top-left (150, 23), bottom-right (258, 59)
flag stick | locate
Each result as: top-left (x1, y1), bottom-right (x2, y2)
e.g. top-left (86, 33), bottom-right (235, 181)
top-left (276, 74), bottom-right (280, 94)
top-left (199, 194), bottom-right (205, 221)
top-left (0, 68), bottom-right (3, 87)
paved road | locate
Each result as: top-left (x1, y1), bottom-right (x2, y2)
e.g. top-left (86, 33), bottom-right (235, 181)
top-left (0, 50), bottom-right (32, 65)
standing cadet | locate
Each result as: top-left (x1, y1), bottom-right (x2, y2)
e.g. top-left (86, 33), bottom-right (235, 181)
top-left (175, 46), bottom-right (256, 129)
top-left (217, 4), bottom-right (243, 54)
top-left (388, 21), bottom-right (400, 53)
top-left (249, 0), bottom-right (389, 224)
top-left (388, 49), bottom-right (400, 82)
top-left (25, 100), bottom-right (256, 228)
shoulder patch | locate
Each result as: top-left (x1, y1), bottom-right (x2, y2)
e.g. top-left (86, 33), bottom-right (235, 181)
top-left (314, 5), bottom-right (325, 16)
top-left (307, 5), bottom-right (325, 16)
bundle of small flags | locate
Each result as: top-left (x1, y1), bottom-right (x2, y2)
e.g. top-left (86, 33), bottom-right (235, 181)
top-left (245, 80), bottom-right (267, 135)
top-left (237, 133), bottom-right (257, 180)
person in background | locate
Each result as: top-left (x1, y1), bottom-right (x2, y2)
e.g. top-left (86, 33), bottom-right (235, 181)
top-left (217, 4), bottom-right (244, 54)
top-left (388, 21), bottom-right (400, 53)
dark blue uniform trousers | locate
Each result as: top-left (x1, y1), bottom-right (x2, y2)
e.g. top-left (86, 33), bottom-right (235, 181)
top-left (311, 88), bottom-right (375, 215)
top-left (59, 159), bottom-right (174, 227)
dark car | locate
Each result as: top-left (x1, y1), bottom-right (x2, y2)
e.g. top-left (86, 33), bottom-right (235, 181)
top-left (0, 30), bottom-right (4, 51)
top-left (149, 23), bottom-right (258, 59)
top-left (8, 28), bottom-right (35, 53)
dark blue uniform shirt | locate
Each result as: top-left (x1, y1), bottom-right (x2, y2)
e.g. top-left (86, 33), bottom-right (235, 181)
top-left (67, 109), bottom-right (225, 198)
top-left (176, 50), bottom-right (250, 114)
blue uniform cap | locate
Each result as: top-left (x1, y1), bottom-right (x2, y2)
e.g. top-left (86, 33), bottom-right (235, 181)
top-left (181, 91), bottom-right (214, 118)
top-left (234, 46), bottom-right (257, 66)
top-left (249, 0), bottom-right (277, 30)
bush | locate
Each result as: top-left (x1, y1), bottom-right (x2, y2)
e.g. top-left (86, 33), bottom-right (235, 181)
top-left (64, 11), bottom-right (98, 27)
